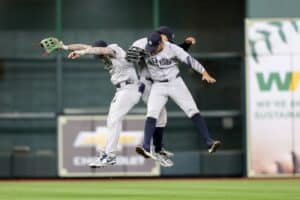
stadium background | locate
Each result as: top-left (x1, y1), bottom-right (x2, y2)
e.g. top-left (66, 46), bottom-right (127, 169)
top-left (0, 0), bottom-right (298, 178)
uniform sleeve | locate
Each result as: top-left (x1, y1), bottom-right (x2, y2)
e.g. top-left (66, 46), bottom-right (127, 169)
top-left (132, 38), bottom-right (147, 49)
top-left (171, 44), bottom-right (206, 74)
top-left (107, 44), bottom-right (121, 58)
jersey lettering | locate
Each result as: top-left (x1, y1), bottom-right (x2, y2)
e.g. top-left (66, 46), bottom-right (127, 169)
top-left (159, 58), bottom-right (172, 66)
top-left (147, 57), bottom-right (159, 67)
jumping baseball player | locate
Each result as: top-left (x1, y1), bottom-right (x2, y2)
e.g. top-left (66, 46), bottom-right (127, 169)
top-left (127, 37), bottom-right (172, 167)
top-left (126, 26), bottom-right (197, 166)
top-left (70, 41), bottom-right (143, 167)
top-left (131, 31), bottom-right (221, 159)
top-left (152, 26), bottom-right (196, 157)
top-left (40, 38), bottom-right (143, 167)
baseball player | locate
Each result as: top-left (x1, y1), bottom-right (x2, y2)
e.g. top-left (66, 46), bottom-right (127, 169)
top-left (126, 26), bottom-right (197, 166)
top-left (131, 31), bottom-right (221, 159)
top-left (59, 40), bottom-right (142, 167)
top-left (127, 37), bottom-right (172, 167)
top-left (152, 26), bottom-right (196, 157)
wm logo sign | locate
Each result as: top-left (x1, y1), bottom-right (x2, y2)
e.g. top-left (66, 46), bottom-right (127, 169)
top-left (257, 72), bottom-right (300, 91)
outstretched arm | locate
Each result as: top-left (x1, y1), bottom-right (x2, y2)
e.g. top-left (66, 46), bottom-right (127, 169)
top-left (68, 47), bottom-right (115, 59)
top-left (65, 43), bottom-right (92, 51)
top-left (40, 37), bottom-right (91, 54)
top-left (172, 44), bottom-right (216, 84)
top-left (177, 37), bottom-right (196, 51)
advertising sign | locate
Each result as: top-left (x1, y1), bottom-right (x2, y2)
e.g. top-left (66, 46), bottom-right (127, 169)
top-left (58, 115), bottom-right (160, 177)
top-left (246, 19), bottom-right (300, 176)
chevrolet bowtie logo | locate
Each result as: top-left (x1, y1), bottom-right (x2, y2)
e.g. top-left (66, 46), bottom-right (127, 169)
top-left (73, 126), bottom-right (143, 150)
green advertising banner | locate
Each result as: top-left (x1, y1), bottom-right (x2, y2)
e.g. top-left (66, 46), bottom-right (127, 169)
top-left (246, 18), bottom-right (300, 177)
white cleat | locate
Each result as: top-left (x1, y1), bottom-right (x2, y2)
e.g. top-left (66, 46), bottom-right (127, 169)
top-left (89, 154), bottom-right (117, 168)
top-left (160, 148), bottom-right (174, 158)
top-left (155, 152), bottom-right (174, 167)
top-left (89, 159), bottom-right (106, 168)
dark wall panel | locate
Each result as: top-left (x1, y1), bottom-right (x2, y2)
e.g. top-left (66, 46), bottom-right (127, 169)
top-left (0, 0), bottom-right (55, 30)
top-left (0, 0), bottom-right (245, 177)
top-left (160, 0), bottom-right (245, 52)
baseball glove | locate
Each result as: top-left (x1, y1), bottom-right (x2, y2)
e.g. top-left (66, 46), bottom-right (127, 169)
top-left (126, 46), bottom-right (149, 63)
top-left (40, 37), bottom-right (63, 54)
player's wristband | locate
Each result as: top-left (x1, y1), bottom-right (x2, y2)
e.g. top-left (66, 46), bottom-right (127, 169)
top-left (62, 45), bottom-right (69, 51)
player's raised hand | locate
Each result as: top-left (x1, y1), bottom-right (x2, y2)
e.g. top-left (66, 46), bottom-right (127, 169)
top-left (68, 51), bottom-right (81, 59)
top-left (185, 37), bottom-right (196, 45)
top-left (202, 70), bottom-right (216, 84)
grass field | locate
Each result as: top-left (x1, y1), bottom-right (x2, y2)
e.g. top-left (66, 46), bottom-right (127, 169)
top-left (0, 179), bottom-right (300, 200)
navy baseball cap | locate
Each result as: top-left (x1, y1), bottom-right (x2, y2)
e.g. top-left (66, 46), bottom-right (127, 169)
top-left (156, 26), bottom-right (175, 42)
top-left (92, 40), bottom-right (108, 47)
top-left (146, 31), bottom-right (162, 53)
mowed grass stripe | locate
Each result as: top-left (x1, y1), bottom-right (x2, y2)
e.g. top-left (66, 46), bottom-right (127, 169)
top-left (0, 179), bottom-right (299, 200)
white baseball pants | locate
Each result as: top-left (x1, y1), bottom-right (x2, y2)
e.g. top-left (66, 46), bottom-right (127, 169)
top-left (105, 84), bottom-right (141, 155)
top-left (142, 79), bottom-right (167, 127)
top-left (147, 77), bottom-right (199, 119)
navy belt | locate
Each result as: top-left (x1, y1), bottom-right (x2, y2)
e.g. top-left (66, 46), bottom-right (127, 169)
top-left (145, 77), bottom-right (154, 83)
top-left (115, 80), bottom-right (133, 88)
top-left (157, 73), bottom-right (180, 83)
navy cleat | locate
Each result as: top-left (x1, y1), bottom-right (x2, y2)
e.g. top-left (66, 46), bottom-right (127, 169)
top-left (136, 146), bottom-right (157, 160)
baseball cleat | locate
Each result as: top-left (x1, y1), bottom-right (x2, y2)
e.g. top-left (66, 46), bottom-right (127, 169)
top-left (89, 154), bottom-right (116, 168)
top-left (136, 146), bottom-right (157, 160)
top-left (89, 159), bottom-right (106, 168)
top-left (156, 152), bottom-right (174, 167)
top-left (160, 148), bottom-right (174, 158)
top-left (208, 140), bottom-right (221, 154)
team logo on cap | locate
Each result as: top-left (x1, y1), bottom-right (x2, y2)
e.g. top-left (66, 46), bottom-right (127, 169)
top-left (148, 41), bottom-right (152, 45)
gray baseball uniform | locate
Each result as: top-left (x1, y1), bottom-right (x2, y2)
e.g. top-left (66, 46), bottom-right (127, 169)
top-left (98, 44), bottom-right (141, 155)
top-left (106, 44), bottom-right (139, 85)
top-left (133, 32), bottom-right (219, 157)
top-left (144, 41), bottom-right (205, 119)
top-left (131, 38), bottom-right (167, 127)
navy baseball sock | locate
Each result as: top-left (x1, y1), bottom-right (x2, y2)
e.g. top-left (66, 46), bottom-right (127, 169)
top-left (191, 113), bottom-right (214, 147)
top-left (153, 127), bottom-right (164, 153)
top-left (143, 117), bottom-right (157, 152)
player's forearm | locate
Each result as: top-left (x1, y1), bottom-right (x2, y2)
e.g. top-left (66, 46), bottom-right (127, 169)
top-left (186, 56), bottom-right (206, 74)
top-left (177, 42), bottom-right (192, 51)
top-left (66, 44), bottom-right (91, 51)
top-left (75, 47), bottom-right (115, 56)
